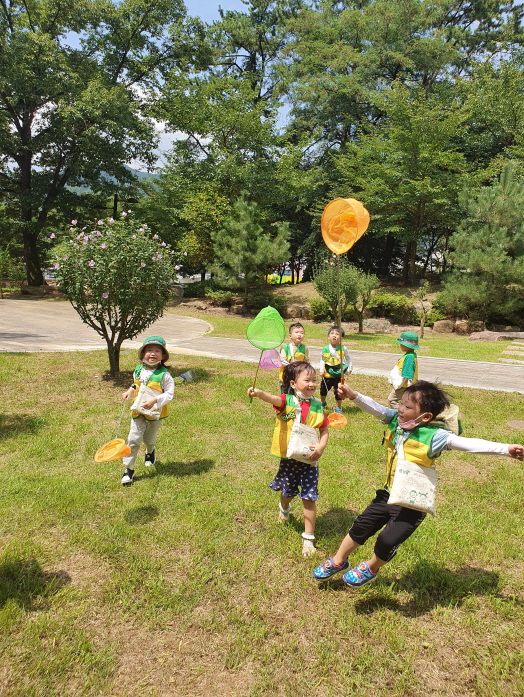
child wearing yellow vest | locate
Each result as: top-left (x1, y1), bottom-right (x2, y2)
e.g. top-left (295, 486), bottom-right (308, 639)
top-left (279, 322), bottom-right (309, 394)
top-left (388, 331), bottom-right (419, 408)
top-left (120, 336), bottom-right (174, 485)
top-left (319, 326), bottom-right (352, 413)
top-left (313, 379), bottom-right (524, 587)
top-left (248, 361), bottom-right (329, 556)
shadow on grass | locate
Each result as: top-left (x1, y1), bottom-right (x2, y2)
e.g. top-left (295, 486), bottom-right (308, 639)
top-left (134, 459), bottom-right (214, 481)
top-left (124, 505), bottom-right (159, 525)
top-left (0, 414), bottom-right (46, 439)
top-left (303, 506), bottom-right (359, 539)
top-left (0, 558), bottom-right (71, 611)
top-left (318, 560), bottom-right (509, 615)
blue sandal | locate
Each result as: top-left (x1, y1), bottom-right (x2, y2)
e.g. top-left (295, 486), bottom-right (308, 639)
top-left (313, 557), bottom-right (349, 580)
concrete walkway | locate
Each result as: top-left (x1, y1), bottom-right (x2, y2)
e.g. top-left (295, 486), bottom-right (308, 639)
top-left (1, 299), bottom-right (523, 393)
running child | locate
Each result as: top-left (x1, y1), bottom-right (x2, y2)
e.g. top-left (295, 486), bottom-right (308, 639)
top-left (388, 331), bottom-right (419, 408)
top-left (279, 322), bottom-right (310, 394)
top-left (319, 326), bottom-right (352, 413)
top-left (120, 336), bottom-right (174, 485)
top-left (248, 361), bottom-right (329, 556)
top-left (313, 379), bottom-right (524, 587)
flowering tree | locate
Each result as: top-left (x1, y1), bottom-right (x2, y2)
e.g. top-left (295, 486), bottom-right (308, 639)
top-left (54, 214), bottom-right (178, 375)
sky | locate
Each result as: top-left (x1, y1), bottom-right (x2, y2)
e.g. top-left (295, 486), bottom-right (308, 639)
top-left (183, 0), bottom-right (248, 24)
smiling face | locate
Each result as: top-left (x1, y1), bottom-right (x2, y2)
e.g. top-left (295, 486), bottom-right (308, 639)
top-left (142, 344), bottom-right (165, 365)
top-left (289, 326), bottom-right (305, 345)
top-left (290, 367), bottom-right (317, 399)
top-left (397, 391), bottom-right (432, 429)
top-left (328, 329), bottom-right (341, 347)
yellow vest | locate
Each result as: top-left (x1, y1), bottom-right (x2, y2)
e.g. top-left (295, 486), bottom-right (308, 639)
top-left (278, 343), bottom-right (308, 382)
top-left (271, 395), bottom-right (325, 458)
top-left (131, 365), bottom-right (169, 420)
top-left (384, 415), bottom-right (438, 489)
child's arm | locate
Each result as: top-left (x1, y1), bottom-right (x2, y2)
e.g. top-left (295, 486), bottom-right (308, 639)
top-left (280, 345), bottom-right (289, 366)
top-left (307, 426), bottom-right (329, 461)
top-left (304, 346), bottom-right (310, 362)
top-left (247, 387), bottom-right (282, 407)
top-left (122, 386), bottom-right (136, 400)
top-left (444, 434), bottom-right (524, 460)
top-left (344, 347), bottom-right (352, 374)
top-left (338, 383), bottom-right (397, 422)
top-left (319, 355), bottom-right (325, 376)
top-left (402, 352), bottom-right (416, 386)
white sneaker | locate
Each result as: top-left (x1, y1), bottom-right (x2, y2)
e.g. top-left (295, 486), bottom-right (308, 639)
top-left (302, 539), bottom-right (316, 557)
top-left (144, 450), bottom-right (156, 466)
top-left (121, 468), bottom-right (134, 485)
top-left (278, 502), bottom-right (290, 522)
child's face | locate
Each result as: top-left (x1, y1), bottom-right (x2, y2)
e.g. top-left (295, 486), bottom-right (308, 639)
top-left (290, 369), bottom-right (317, 399)
top-left (400, 344), bottom-right (412, 354)
top-left (142, 345), bottom-right (164, 364)
top-left (328, 330), bottom-right (341, 346)
top-left (289, 326), bottom-right (304, 345)
top-left (397, 392), bottom-right (431, 429)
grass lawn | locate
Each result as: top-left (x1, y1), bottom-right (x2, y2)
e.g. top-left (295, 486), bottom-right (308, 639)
top-left (167, 308), bottom-right (515, 364)
top-left (1, 350), bottom-right (523, 696)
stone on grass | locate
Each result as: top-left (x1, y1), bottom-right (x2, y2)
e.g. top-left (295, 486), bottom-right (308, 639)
top-left (433, 319), bottom-right (455, 333)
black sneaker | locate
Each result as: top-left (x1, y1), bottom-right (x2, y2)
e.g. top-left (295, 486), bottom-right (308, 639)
top-left (121, 468), bottom-right (134, 485)
top-left (144, 450), bottom-right (156, 466)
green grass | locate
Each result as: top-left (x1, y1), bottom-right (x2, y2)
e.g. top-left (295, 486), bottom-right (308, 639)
top-left (1, 350), bottom-right (523, 695)
top-left (168, 308), bottom-right (515, 363)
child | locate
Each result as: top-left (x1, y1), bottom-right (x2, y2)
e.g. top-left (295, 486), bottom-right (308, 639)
top-left (248, 361), bottom-right (329, 556)
top-left (120, 336), bottom-right (174, 485)
top-left (279, 322), bottom-right (310, 394)
top-left (319, 326), bottom-right (352, 413)
top-left (313, 379), bottom-right (524, 586)
top-left (388, 331), bottom-right (419, 408)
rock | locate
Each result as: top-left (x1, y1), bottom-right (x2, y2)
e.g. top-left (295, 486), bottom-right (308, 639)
top-left (170, 285), bottom-right (184, 305)
top-left (230, 303), bottom-right (244, 314)
top-left (282, 303), bottom-right (309, 319)
top-left (468, 321), bottom-right (485, 332)
top-left (489, 324), bottom-right (521, 332)
top-left (468, 330), bottom-right (524, 341)
top-left (454, 319), bottom-right (470, 335)
top-left (178, 300), bottom-right (208, 311)
top-left (363, 318), bottom-right (392, 332)
top-left (21, 284), bottom-right (48, 296)
top-left (433, 319), bottom-right (455, 333)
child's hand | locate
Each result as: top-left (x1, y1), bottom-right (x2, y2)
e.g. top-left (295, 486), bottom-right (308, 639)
top-left (248, 387), bottom-right (258, 399)
top-left (122, 388), bottom-right (134, 401)
top-left (140, 396), bottom-right (158, 409)
top-left (307, 444), bottom-right (325, 461)
top-left (508, 444), bottom-right (524, 460)
top-left (338, 383), bottom-right (358, 401)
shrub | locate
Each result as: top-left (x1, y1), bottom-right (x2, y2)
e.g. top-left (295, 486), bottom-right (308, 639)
top-left (368, 292), bottom-right (418, 324)
top-left (205, 289), bottom-right (236, 307)
top-left (424, 308), bottom-right (448, 326)
top-left (309, 297), bottom-right (331, 322)
top-left (248, 291), bottom-right (286, 313)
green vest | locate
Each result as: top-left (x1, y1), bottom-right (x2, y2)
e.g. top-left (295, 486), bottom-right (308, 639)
top-left (384, 415), bottom-right (439, 489)
top-left (132, 365), bottom-right (169, 420)
top-left (279, 342), bottom-right (308, 381)
top-left (271, 394), bottom-right (325, 458)
top-left (321, 345), bottom-right (348, 378)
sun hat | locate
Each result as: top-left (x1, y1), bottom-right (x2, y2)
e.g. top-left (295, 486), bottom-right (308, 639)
top-left (396, 331), bottom-right (419, 350)
top-left (138, 336), bottom-right (169, 361)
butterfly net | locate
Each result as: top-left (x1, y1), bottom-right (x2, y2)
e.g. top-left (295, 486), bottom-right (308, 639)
top-left (246, 306), bottom-right (286, 350)
top-left (260, 349), bottom-right (283, 369)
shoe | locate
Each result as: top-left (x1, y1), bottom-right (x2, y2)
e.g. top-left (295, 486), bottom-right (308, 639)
top-left (145, 450), bottom-right (156, 466)
top-left (121, 468), bottom-right (134, 485)
top-left (312, 557), bottom-right (350, 580)
top-left (342, 561), bottom-right (377, 587)
top-left (302, 539), bottom-right (317, 557)
top-left (334, 408), bottom-right (343, 414)
top-left (278, 502), bottom-right (290, 522)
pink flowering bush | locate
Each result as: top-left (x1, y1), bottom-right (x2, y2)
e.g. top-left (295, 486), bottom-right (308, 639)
top-left (55, 214), bottom-right (179, 375)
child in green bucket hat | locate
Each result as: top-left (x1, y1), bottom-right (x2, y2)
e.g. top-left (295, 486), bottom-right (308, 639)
top-left (387, 331), bottom-right (419, 408)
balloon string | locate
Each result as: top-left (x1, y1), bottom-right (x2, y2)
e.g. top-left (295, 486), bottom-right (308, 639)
top-left (337, 254), bottom-right (344, 385)
top-left (249, 350), bottom-right (264, 404)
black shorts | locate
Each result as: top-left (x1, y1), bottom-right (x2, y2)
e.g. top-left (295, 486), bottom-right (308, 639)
top-left (320, 376), bottom-right (340, 397)
top-left (348, 489), bottom-right (426, 562)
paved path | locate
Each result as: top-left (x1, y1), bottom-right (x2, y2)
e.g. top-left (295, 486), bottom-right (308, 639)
top-left (1, 299), bottom-right (523, 393)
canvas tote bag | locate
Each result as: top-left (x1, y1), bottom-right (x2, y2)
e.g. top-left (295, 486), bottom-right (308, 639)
top-left (286, 398), bottom-right (320, 465)
top-left (387, 434), bottom-right (438, 516)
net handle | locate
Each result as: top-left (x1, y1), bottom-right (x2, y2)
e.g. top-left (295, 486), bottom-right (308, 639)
top-left (337, 255), bottom-right (344, 386)
top-left (249, 350), bottom-right (263, 404)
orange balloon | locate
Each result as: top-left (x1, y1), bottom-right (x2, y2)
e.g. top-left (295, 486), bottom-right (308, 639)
top-left (321, 198), bottom-right (370, 255)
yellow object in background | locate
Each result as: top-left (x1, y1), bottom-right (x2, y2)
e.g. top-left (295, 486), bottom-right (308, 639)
top-left (321, 198), bottom-right (370, 255)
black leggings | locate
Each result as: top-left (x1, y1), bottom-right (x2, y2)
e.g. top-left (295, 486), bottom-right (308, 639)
top-left (348, 489), bottom-right (426, 562)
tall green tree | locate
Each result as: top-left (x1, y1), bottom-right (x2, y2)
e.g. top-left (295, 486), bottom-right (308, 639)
top-left (439, 161), bottom-right (524, 324)
top-left (0, 0), bottom-right (208, 285)
top-left (210, 192), bottom-right (289, 305)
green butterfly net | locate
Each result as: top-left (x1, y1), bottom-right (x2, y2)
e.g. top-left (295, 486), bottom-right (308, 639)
top-left (246, 306), bottom-right (286, 401)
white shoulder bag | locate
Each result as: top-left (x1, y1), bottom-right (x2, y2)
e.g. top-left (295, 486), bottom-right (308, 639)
top-left (387, 434), bottom-right (438, 516)
top-left (130, 383), bottom-right (162, 420)
top-left (286, 398), bottom-right (320, 465)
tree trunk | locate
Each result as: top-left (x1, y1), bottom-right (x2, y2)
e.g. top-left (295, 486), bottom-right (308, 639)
top-left (106, 340), bottom-right (121, 377)
top-left (23, 227), bottom-right (44, 286)
top-left (402, 240), bottom-right (417, 285)
top-left (378, 235), bottom-right (395, 277)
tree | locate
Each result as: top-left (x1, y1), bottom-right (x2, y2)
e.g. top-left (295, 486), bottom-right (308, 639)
top-left (210, 192), bottom-right (289, 305)
top-left (55, 213), bottom-right (177, 375)
top-left (349, 267), bottom-right (380, 334)
top-left (313, 255), bottom-right (359, 323)
top-left (438, 162), bottom-right (524, 325)
top-left (0, 0), bottom-right (208, 286)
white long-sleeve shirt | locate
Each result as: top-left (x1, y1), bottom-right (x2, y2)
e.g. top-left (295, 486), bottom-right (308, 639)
top-left (352, 392), bottom-right (511, 458)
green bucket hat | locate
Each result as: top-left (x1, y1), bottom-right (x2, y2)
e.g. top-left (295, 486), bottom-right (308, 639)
top-left (138, 336), bottom-right (169, 360)
top-left (396, 331), bottom-right (419, 350)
